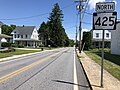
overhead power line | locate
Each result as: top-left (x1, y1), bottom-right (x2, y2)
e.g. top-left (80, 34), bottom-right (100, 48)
top-left (0, 3), bottom-right (74, 21)
top-left (84, 11), bottom-right (92, 15)
top-left (76, 12), bottom-right (79, 26)
top-left (65, 25), bottom-right (76, 29)
top-left (61, 2), bottom-right (75, 9)
top-left (0, 13), bottom-right (49, 20)
top-left (82, 0), bottom-right (90, 20)
top-left (82, 21), bottom-right (92, 25)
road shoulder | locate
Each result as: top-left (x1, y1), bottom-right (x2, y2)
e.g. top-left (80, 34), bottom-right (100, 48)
top-left (77, 51), bottom-right (120, 90)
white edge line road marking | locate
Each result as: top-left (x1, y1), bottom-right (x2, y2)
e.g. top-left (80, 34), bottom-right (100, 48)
top-left (74, 46), bottom-right (78, 90)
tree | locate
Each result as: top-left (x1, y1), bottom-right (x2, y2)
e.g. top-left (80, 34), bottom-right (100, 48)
top-left (38, 22), bottom-right (47, 45)
top-left (10, 25), bottom-right (16, 30)
top-left (38, 21), bottom-right (52, 46)
top-left (82, 32), bottom-right (92, 50)
top-left (38, 3), bottom-right (70, 47)
top-left (69, 39), bottom-right (74, 47)
top-left (48, 3), bottom-right (65, 47)
top-left (1, 24), bottom-right (16, 36)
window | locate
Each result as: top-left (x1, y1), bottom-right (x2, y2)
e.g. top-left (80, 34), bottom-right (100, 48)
top-left (96, 33), bottom-right (99, 38)
top-left (106, 33), bottom-right (109, 38)
top-left (21, 35), bottom-right (23, 38)
top-left (14, 35), bottom-right (16, 38)
top-left (17, 34), bottom-right (19, 38)
top-left (26, 35), bottom-right (27, 38)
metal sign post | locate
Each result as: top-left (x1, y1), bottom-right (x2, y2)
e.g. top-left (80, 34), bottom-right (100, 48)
top-left (101, 30), bottom-right (105, 87)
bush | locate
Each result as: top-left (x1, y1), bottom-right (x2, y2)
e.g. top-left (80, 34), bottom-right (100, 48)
top-left (1, 42), bottom-right (11, 47)
top-left (11, 44), bottom-right (18, 47)
top-left (39, 44), bottom-right (44, 47)
top-left (18, 44), bottom-right (24, 48)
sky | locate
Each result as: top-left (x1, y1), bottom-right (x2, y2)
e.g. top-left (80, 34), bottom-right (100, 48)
top-left (0, 0), bottom-right (119, 40)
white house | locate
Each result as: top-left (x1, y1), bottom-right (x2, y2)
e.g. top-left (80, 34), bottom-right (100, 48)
top-left (11, 26), bottom-right (41, 47)
top-left (111, 21), bottom-right (120, 55)
top-left (92, 30), bottom-right (111, 48)
top-left (0, 22), bottom-right (11, 49)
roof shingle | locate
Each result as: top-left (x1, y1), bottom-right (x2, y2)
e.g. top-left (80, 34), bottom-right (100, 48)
top-left (13, 26), bottom-right (36, 35)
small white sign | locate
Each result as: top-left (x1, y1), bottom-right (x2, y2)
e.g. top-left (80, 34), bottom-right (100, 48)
top-left (93, 12), bottom-right (117, 30)
top-left (96, 2), bottom-right (115, 12)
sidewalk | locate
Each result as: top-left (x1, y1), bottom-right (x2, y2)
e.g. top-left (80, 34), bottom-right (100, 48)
top-left (77, 51), bottom-right (120, 90)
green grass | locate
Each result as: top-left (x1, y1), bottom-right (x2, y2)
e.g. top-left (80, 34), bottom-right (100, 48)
top-left (84, 48), bottom-right (120, 80)
top-left (0, 49), bottom-right (41, 59)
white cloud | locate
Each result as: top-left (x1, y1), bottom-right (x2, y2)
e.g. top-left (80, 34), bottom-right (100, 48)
top-left (88, 0), bottom-right (105, 10)
top-left (112, 0), bottom-right (117, 5)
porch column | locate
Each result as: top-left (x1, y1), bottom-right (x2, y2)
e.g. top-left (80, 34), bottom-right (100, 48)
top-left (0, 38), bottom-right (2, 48)
top-left (27, 41), bottom-right (28, 47)
top-left (33, 41), bottom-right (35, 48)
top-left (35, 42), bottom-right (37, 47)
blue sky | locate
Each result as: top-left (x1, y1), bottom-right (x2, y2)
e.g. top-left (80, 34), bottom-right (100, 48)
top-left (0, 0), bottom-right (119, 39)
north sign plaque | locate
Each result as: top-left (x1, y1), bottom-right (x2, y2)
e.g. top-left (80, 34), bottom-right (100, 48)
top-left (96, 2), bottom-right (115, 12)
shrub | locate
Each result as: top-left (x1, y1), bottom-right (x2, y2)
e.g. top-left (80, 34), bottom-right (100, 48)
top-left (1, 42), bottom-right (11, 47)
top-left (39, 44), bottom-right (44, 47)
top-left (11, 44), bottom-right (18, 47)
top-left (18, 44), bottom-right (24, 48)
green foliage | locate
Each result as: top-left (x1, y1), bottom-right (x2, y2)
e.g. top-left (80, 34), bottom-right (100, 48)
top-left (38, 22), bottom-right (50, 45)
top-left (68, 39), bottom-right (74, 47)
top-left (39, 44), bottom-right (45, 47)
top-left (11, 44), bottom-right (18, 47)
top-left (0, 49), bottom-right (40, 58)
top-left (38, 3), bottom-right (70, 47)
top-left (1, 24), bottom-right (16, 36)
top-left (82, 32), bottom-right (92, 50)
top-left (18, 44), bottom-right (24, 48)
top-left (1, 42), bottom-right (11, 47)
top-left (48, 3), bottom-right (64, 47)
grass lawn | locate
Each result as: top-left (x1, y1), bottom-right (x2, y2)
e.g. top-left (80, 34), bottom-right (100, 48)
top-left (0, 49), bottom-right (41, 59)
top-left (84, 48), bottom-right (120, 80)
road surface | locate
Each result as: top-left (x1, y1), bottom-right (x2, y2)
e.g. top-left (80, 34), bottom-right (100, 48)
top-left (0, 47), bottom-right (90, 90)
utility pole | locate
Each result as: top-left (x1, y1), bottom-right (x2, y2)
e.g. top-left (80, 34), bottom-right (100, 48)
top-left (79, 0), bottom-right (82, 53)
top-left (75, 26), bottom-right (78, 48)
top-left (75, 0), bottom-right (86, 53)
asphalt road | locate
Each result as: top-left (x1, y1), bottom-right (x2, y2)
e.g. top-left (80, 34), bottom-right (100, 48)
top-left (0, 47), bottom-right (90, 90)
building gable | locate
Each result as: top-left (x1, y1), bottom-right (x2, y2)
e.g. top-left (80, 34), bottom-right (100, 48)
top-left (12, 26), bottom-right (35, 35)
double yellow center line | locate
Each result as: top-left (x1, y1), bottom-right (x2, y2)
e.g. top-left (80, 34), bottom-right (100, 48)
top-left (0, 50), bottom-right (65, 83)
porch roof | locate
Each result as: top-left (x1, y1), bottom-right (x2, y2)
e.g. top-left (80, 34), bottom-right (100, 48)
top-left (92, 39), bottom-right (111, 42)
top-left (0, 34), bottom-right (12, 38)
top-left (15, 39), bottom-right (41, 42)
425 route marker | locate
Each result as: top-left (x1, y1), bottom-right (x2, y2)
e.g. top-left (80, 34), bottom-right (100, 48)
top-left (93, 12), bottom-right (117, 30)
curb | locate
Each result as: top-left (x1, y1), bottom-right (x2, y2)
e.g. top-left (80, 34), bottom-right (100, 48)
top-left (76, 51), bottom-right (93, 90)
